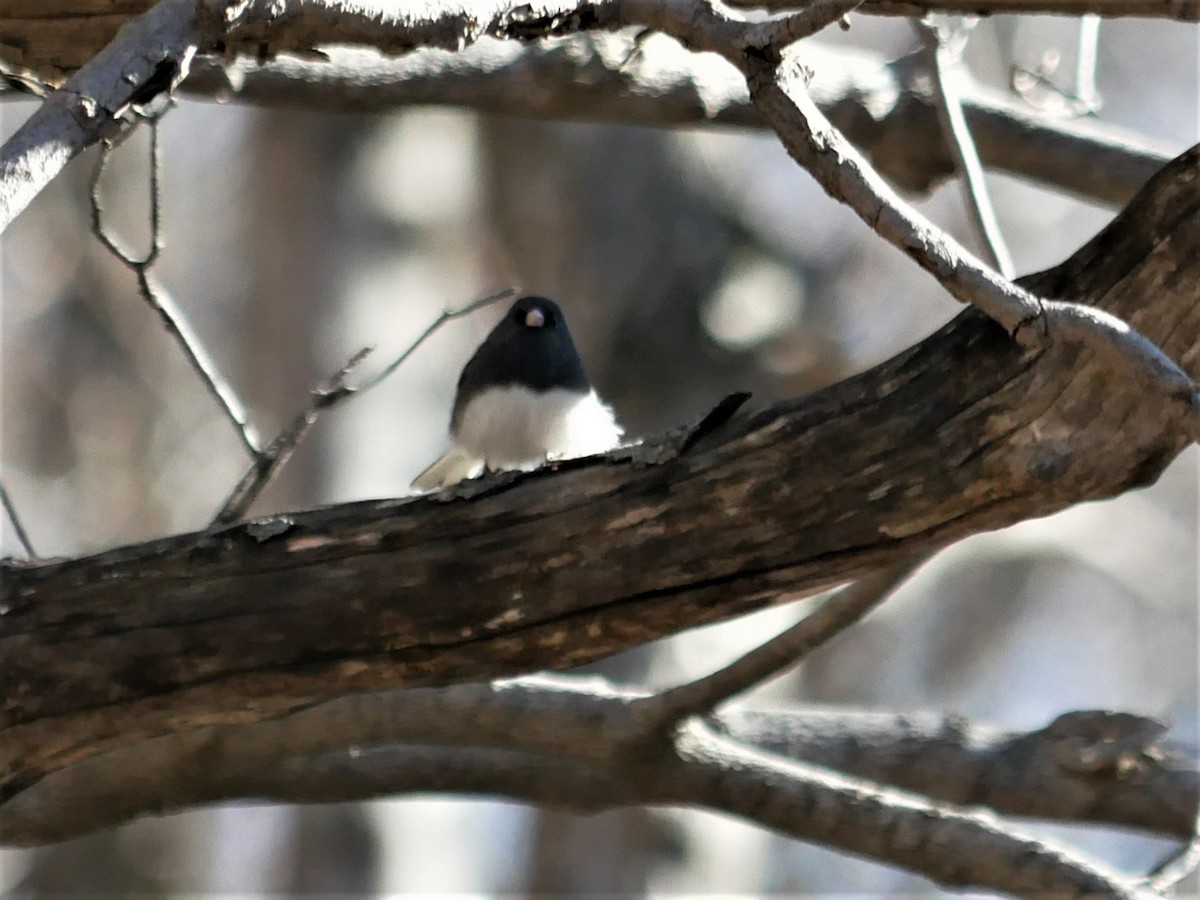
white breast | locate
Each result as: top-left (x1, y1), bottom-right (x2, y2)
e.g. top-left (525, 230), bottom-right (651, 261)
top-left (454, 385), bottom-right (623, 471)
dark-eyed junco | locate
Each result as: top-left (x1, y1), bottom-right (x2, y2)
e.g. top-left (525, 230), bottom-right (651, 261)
top-left (411, 295), bottom-right (622, 491)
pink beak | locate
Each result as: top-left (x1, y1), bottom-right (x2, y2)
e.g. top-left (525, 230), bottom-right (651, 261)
top-left (525, 308), bottom-right (546, 328)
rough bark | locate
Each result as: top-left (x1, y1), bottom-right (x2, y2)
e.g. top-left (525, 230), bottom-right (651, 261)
top-left (2, 142), bottom-right (1197, 803)
top-left (3, 685), bottom-right (1191, 847)
top-left (2, 0), bottom-right (1196, 82)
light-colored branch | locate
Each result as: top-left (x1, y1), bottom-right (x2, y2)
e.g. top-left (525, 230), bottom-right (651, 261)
top-left (0, 0), bottom-right (217, 231)
top-left (1, 0), bottom-right (1193, 83)
top-left (169, 39), bottom-right (1171, 206)
top-left (738, 53), bottom-right (1199, 439)
top-left (1075, 14), bottom-right (1102, 112)
top-left (674, 722), bottom-right (1155, 898)
top-left (915, 17), bottom-right (1015, 278)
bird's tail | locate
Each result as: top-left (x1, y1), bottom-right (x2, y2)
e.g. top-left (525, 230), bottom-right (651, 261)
top-left (410, 446), bottom-right (483, 492)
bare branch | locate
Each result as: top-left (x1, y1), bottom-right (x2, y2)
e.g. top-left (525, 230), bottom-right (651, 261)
top-left (0, 481), bottom-right (36, 559)
top-left (352, 286), bottom-right (516, 395)
top-left (0, 675), bottom-right (1187, 897)
top-left (0, 0), bottom-right (217, 231)
top-left (722, 0), bottom-right (1198, 16)
top-left (89, 121), bottom-right (263, 459)
top-left (211, 287), bottom-right (514, 525)
top-left (211, 347), bottom-right (373, 525)
top-left (675, 722), bottom-right (1158, 899)
top-left (170, 40), bottom-right (1172, 205)
top-left (738, 53), bottom-right (1200, 440)
top-left (1075, 14), bottom-right (1102, 113)
top-left (914, 17), bottom-right (1015, 278)
top-left (635, 559), bottom-right (925, 733)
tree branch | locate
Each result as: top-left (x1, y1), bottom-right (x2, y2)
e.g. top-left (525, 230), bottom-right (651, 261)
top-left (89, 119), bottom-right (265, 460)
top-left (166, 38), bottom-right (1172, 206)
top-left (673, 722), bottom-right (1155, 898)
top-left (0, 481), bottom-right (37, 559)
top-left (1, 677), bottom-right (1185, 895)
top-left (0, 0), bottom-right (221, 231)
top-left (3, 0), bottom-right (1195, 85)
top-left (634, 559), bottom-right (925, 733)
top-left (914, 16), bottom-right (1015, 277)
top-left (724, 0), bottom-right (1198, 16)
top-left (2, 140), bottom-right (1197, 803)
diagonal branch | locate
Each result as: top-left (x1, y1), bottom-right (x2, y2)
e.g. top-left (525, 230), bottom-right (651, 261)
top-left (211, 347), bottom-right (373, 525)
top-left (211, 287), bottom-right (514, 524)
top-left (0, 480), bottom-right (37, 559)
top-left (914, 16), bottom-right (1015, 278)
top-left (634, 559), bottom-right (925, 733)
top-left (674, 721), bottom-right (1158, 899)
top-left (0, 0), bottom-right (219, 231)
top-left (89, 120), bottom-right (264, 460)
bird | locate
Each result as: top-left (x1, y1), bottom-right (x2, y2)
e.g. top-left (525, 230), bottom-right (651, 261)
top-left (411, 295), bottom-right (622, 491)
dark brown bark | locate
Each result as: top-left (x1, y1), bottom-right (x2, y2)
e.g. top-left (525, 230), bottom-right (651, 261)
top-left (2, 143), bottom-right (1197, 801)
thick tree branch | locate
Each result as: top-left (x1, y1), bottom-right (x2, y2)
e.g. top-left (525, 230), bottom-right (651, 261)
top-left (1, 677), bottom-right (1185, 896)
top-left (2, 142), bottom-right (1197, 805)
top-left (165, 39), bottom-right (1172, 206)
top-left (3, 0), bottom-right (1195, 84)
top-left (6, 696), bottom-right (1191, 844)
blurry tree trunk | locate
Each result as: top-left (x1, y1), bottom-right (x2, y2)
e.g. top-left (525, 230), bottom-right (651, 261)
top-left (246, 109), bottom-right (383, 893)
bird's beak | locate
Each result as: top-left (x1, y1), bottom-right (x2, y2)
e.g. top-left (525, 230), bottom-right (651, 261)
top-left (525, 308), bottom-right (546, 328)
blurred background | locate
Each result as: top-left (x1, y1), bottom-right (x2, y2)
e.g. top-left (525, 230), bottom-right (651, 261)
top-left (0, 10), bottom-right (1196, 897)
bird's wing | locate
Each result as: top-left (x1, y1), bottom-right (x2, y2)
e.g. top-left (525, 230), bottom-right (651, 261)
top-left (410, 445), bottom-right (484, 492)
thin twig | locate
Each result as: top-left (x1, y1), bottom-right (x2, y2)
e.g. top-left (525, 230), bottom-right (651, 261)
top-left (352, 286), bottom-right (517, 395)
top-left (211, 287), bottom-right (516, 524)
top-left (212, 347), bottom-right (373, 525)
top-left (634, 558), bottom-right (927, 733)
top-left (89, 121), bottom-right (263, 459)
top-left (1146, 829), bottom-right (1200, 893)
top-left (1075, 14), bottom-right (1102, 113)
top-left (0, 480), bottom-right (37, 559)
top-left (915, 17), bottom-right (1015, 279)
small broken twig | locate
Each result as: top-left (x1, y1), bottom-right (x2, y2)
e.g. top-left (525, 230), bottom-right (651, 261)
top-left (0, 479), bottom-right (37, 558)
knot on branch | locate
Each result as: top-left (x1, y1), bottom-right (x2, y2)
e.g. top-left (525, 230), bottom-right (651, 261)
top-left (1044, 710), bottom-right (1169, 778)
